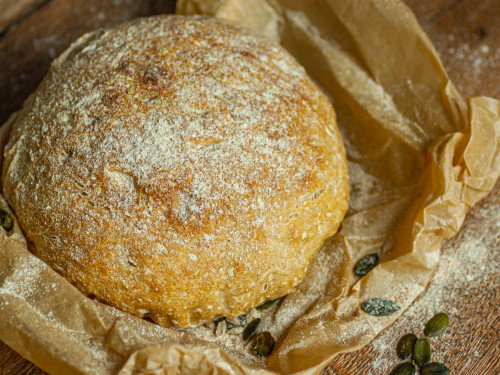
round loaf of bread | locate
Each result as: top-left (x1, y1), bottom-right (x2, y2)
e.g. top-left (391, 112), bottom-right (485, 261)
top-left (2, 15), bottom-right (348, 327)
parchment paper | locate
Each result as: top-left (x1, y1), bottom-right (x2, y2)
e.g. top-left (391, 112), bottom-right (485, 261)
top-left (1, 0), bottom-right (499, 374)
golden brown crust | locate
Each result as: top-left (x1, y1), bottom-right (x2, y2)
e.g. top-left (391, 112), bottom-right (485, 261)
top-left (2, 15), bottom-right (348, 327)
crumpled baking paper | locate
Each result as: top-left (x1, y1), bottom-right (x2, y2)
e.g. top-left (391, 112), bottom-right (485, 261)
top-left (0, 0), bottom-right (499, 374)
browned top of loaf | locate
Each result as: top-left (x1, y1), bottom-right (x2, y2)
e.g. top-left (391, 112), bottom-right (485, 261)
top-left (2, 15), bottom-right (349, 327)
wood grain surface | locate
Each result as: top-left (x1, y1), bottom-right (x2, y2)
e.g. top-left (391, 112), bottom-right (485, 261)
top-left (0, 0), bottom-right (498, 374)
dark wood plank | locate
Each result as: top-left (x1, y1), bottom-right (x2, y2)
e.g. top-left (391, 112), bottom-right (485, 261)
top-left (0, 1), bottom-right (176, 374)
top-left (326, 181), bottom-right (500, 374)
top-left (405, 0), bottom-right (463, 25)
top-left (323, 1), bottom-right (500, 373)
top-left (410, 0), bottom-right (500, 99)
top-left (0, 0), bottom-right (176, 126)
top-left (0, 341), bottom-right (46, 375)
top-left (0, 0), bottom-right (46, 34)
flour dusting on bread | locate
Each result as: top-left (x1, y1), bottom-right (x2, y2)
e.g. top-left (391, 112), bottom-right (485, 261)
top-left (2, 15), bottom-right (348, 327)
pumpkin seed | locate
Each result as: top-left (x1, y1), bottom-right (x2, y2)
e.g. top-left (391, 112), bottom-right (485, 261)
top-left (225, 315), bottom-right (246, 330)
top-left (397, 333), bottom-right (417, 360)
top-left (413, 337), bottom-right (431, 367)
top-left (362, 298), bottom-right (400, 316)
top-left (425, 313), bottom-right (449, 337)
top-left (243, 318), bottom-right (262, 341)
top-left (391, 361), bottom-right (416, 375)
top-left (0, 209), bottom-right (13, 232)
top-left (252, 331), bottom-right (275, 358)
top-left (421, 362), bottom-right (451, 375)
top-left (256, 297), bottom-right (283, 311)
top-left (354, 253), bottom-right (379, 276)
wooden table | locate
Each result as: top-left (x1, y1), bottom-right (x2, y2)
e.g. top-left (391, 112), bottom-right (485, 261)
top-left (0, 0), bottom-right (498, 374)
